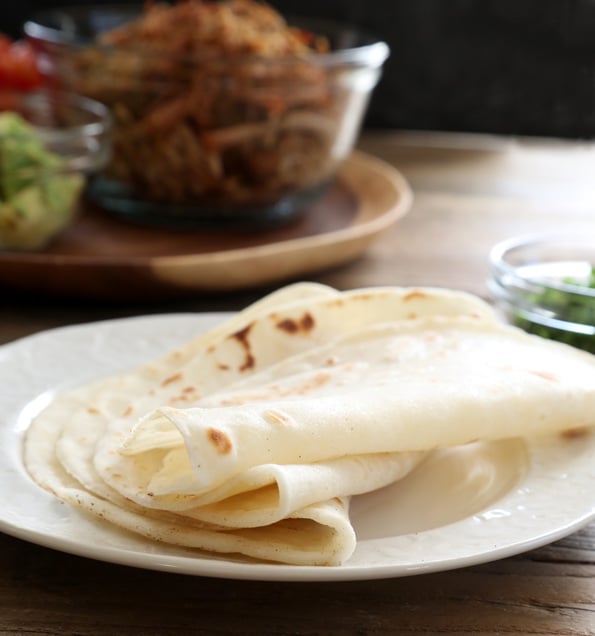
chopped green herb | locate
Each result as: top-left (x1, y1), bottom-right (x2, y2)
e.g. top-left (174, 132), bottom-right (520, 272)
top-left (514, 317), bottom-right (595, 353)
top-left (512, 266), bottom-right (595, 353)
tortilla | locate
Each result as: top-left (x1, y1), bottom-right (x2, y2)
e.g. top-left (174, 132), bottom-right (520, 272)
top-left (25, 284), bottom-right (537, 566)
top-left (124, 315), bottom-right (595, 496)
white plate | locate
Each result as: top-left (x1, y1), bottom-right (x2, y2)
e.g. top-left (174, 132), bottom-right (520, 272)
top-left (1, 313), bottom-right (595, 582)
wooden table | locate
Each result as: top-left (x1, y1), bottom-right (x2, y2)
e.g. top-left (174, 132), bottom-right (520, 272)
top-left (1, 132), bottom-right (594, 635)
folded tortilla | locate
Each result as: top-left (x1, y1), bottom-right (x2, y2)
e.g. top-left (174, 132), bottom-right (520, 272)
top-left (123, 315), bottom-right (595, 497)
top-left (28, 283), bottom-right (582, 567)
top-left (25, 282), bottom-right (358, 564)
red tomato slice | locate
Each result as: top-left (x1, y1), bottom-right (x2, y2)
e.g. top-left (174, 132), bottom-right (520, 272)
top-left (0, 35), bottom-right (42, 90)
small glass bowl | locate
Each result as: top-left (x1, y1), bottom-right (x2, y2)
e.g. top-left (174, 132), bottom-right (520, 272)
top-left (488, 233), bottom-right (595, 353)
top-left (25, 5), bottom-right (389, 229)
top-left (0, 89), bottom-right (112, 250)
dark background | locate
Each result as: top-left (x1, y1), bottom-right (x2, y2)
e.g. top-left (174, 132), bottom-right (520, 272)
top-left (4, 0), bottom-right (595, 139)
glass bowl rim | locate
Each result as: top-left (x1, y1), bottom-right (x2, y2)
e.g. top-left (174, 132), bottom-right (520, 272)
top-left (1, 89), bottom-right (112, 143)
top-left (489, 232), bottom-right (595, 300)
top-left (24, 4), bottom-right (390, 69)
top-left (1, 89), bottom-right (112, 175)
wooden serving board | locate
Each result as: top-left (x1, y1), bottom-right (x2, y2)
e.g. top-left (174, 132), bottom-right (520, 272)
top-left (0, 151), bottom-right (412, 301)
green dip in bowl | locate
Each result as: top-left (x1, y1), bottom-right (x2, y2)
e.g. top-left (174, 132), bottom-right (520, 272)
top-left (489, 233), bottom-right (595, 354)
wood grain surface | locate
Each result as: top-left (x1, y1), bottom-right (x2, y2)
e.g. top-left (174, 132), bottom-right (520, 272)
top-left (1, 131), bottom-right (595, 635)
top-left (0, 527), bottom-right (593, 635)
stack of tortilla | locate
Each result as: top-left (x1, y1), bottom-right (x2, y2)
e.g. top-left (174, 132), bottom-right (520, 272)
top-left (24, 283), bottom-right (595, 566)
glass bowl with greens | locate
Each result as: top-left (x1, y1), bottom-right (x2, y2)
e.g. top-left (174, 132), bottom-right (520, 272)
top-left (0, 89), bottom-right (111, 250)
top-left (489, 233), bottom-right (595, 354)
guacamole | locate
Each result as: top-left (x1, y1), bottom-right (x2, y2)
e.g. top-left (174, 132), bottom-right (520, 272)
top-left (0, 112), bottom-right (83, 250)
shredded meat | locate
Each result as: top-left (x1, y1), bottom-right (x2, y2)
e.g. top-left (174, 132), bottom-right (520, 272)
top-left (65, 0), bottom-right (343, 207)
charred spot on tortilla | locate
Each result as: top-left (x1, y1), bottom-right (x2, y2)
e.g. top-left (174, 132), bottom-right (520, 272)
top-left (295, 371), bottom-right (332, 395)
top-left (354, 291), bottom-right (375, 300)
top-left (263, 409), bottom-right (292, 426)
top-left (275, 312), bottom-right (315, 334)
top-left (528, 370), bottom-right (559, 382)
top-left (230, 323), bottom-right (255, 371)
top-left (207, 428), bottom-right (233, 454)
top-left (561, 426), bottom-right (590, 439)
top-left (403, 290), bottom-right (428, 302)
top-left (161, 372), bottom-right (183, 387)
top-left (87, 406), bottom-right (100, 415)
